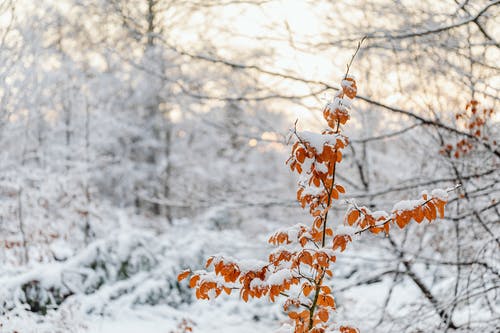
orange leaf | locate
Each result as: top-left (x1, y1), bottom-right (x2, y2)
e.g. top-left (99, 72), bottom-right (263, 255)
top-left (395, 214), bottom-right (406, 228)
top-left (177, 270), bottom-right (190, 282)
top-left (342, 78), bottom-right (357, 99)
top-left (318, 308), bottom-right (329, 322)
top-left (296, 188), bottom-right (304, 202)
top-left (340, 326), bottom-right (358, 333)
top-left (296, 148), bottom-right (306, 163)
top-left (313, 177), bottom-right (320, 187)
top-left (296, 164), bottom-right (303, 174)
top-left (336, 184), bottom-right (345, 193)
top-left (189, 275), bottom-right (200, 288)
top-left (427, 201), bottom-right (437, 220)
top-left (413, 206), bottom-right (424, 223)
top-left (301, 251), bottom-right (313, 266)
top-left (242, 290), bottom-right (249, 302)
top-left (206, 257), bottom-right (214, 268)
top-left (336, 151), bottom-right (343, 162)
top-left (299, 310), bottom-right (309, 320)
top-left (303, 284), bottom-right (313, 297)
top-left (317, 294), bottom-right (335, 307)
top-left (383, 221), bottom-right (390, 235)
top-left (333, 235), bottom-right (351, 252)
top-left (321, 286), bottom-right (331, 294)
top-left (435, 200), bottom-right (446, 218)
top-left (347, 210), bottom-right (360, 226)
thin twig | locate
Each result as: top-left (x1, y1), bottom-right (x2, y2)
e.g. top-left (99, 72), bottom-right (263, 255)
top-left (353, 184), bottom-right (461, 235)
top-left (345, 36), bottom-right (367, 78)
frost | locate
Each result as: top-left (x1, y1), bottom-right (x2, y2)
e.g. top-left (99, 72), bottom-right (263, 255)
top-left (0, 1), bottom-right (492, 331)
top-left (325, 96), bottom-right (352, 114)
top-left (270, 223), bottom-right (308, 242)
top-left (334, 225), bottom-right (356, 236)
top-left (237, 259), bottom-right (268, 272)
top-left (315, 161), bottom-right (328, 173)
top-left (431, 188), bottom-right (448, 201)
top-left (275, 323), bottom-right (294, 333)
top-left (298, 131), bottom-right (345, 153)
top-left (301, 185), bottom-right (324, 196)
top-left (371, 210), bottom-right (389, 219)
top-left (247, 269), bottom-right (295, 289)
top-left (341, 79), bottom-right (355, 88)
top-left (392, 199), bottom-right (422, 212)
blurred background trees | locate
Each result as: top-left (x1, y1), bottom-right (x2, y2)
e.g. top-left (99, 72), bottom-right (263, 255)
top-left (0, 0), bottom-right (498, 332)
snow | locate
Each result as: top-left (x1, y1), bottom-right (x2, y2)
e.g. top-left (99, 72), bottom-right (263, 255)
top-left (391, 199), bottom-right (422, 212)
top-left (0, 213), bottom-right (281, 332)
top-left (237, 259), bottom-right (268, 272)
top-left (325, 96), bottom-right (352, 114)
top-left (371, 211), bottom-right (389, 219)
top-left (298, 131), bottom-right (344, 153)
top-left (270, 223), bottom-right (308, 243)
top-left (341, 79), bottom-right (355, 88)
top-left (0, 1), bottom-right (495, 332)
top-left (315, 161), bottom-right (328, 173)
top-left (301, 185), bottom-right (324, 196)
top-left (431, 188), bottom-right (448, 201)
top-left (50, 240), bottom-right (75, 261)
top-left (85, 304), bottom-right (273, 333)
top-left (265, 269), bottom-right (294, 286)
top-left (391, 188), bottom-right (448, 212)
top-left (334, 225), bottom-right (356, 236)
top-left (249, 268), bottom-right (294, 289)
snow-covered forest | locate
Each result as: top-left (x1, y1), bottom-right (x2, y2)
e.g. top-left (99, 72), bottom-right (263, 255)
top-left (0, 0), bottom-right (498, 332)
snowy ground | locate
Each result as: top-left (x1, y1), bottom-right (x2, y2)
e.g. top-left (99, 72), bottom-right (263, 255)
top-left (2, 198), bottom-right (496, 332)
top-left (0, 206), bottom-right (286, 332)
top-left (0, 204), bottom-right (383, 332)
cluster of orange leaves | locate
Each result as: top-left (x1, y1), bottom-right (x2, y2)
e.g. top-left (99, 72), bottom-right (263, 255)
top-left (345, 192), bottom-right (447, 236)
top-left (440, 100), bottom-right (496, 158)
top-left (323, 77), bottom-right (357, 127)
top-left (178, 75), bottom-right (450, 333)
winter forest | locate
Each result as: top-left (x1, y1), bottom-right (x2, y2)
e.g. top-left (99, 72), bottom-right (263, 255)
top-left (0, 0), bottom-right (498, 332)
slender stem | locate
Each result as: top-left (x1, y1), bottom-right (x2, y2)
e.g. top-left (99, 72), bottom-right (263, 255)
top-left (345, 36), bottom-right (366, 78)
top-left (308, 119), bottom-right (340, 329)
top-left (321, 162), bottom-right (337, 246)
top-left (306, 40), bottom-right (364, 328)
